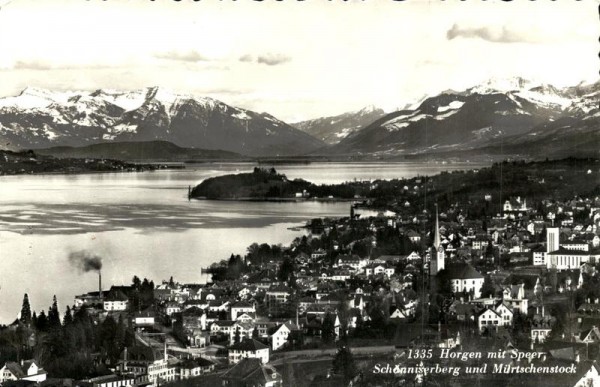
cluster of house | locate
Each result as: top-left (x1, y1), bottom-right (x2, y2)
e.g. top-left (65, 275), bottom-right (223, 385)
top-left (3, 193), bottom-right (599, 387)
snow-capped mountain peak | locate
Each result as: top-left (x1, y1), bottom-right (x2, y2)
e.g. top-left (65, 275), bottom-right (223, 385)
top-left (0, 87), bottom-right (77, 110)
top-left (355, 104), bottom-right (378, 115)
top-left (467, 77), bottom-right (540, 95)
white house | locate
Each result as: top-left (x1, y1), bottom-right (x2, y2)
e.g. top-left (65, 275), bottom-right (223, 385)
top-left (163, 302), bottom-right (181, 316)
top-left (179, 358), bottom-right (215, 379)
top-left (576, 326), bottom-right (600, 344)
top-left (502, 283), bottom-right (529, 315)
top-left (229, 321), bottom-right (255, 345)
top-left (494, 302), bottom-right (514, 327)
top-left (133, 310), bottom-right (155, 327)
top-left (311, 249), bottom-right (327, 259)
top-left (446, 264), bottom-right (485, 298)
top-left (336, 255), bottom-right (368, 271)
top-left (75, 375), bottom-right (134, 387)
top-left (503, 197), bottom-right (530, 213)
top-left (230, 301), bottom-right (256, 320)
top-left (269, 322), bottom-right (299, 351)
top-left (228, 338), bottom-right (270, 365)
top-left (532, 248), bottom-right (546, 266)
top-left (390, 307), bottom-right (409, 320)
top-left (265, 285), bottom-right (293, 309)
top-left (210, 320), bottom-right (236, 336)
top-left (120, 344), bottom-right (176, 386)
top-left (0, 360), bottom-right (47, 383)
top-left (407, 231), bottom-right (421, 243)
top-left (477, 309), bottom-right (502, 332)
top-left (103, 291), bottom-right (129, 312)
top-left (531, 327), bottom-right (552, 343)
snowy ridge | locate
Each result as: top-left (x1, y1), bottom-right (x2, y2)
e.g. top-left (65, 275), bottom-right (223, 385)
top-left (292, 105), bottom-right (387, 144)
top-left (382, 101), bottom-right (462, 131)
top-left (0, 86), bottom-right (229, 130)
top-left (327, 77), bottom-right (599, 157)
top-left (467, 77), bottom-right (538, 95)
top-left (0, 87), bottom-right (81, 110)
top-left (92, 89), bottom-right (148, 111)
top-left (0, 86), bottom-right (325, 156)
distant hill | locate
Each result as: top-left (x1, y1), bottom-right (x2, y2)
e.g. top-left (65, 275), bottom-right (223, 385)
top-left (191, 168), bottom-right (311, 199)
top-left (0, 87), bottom-right (325, 157)
top-left (190, 167), bottom-right (371, 200)
top-left (0, 149), bottom-right (159, 175)
top-left (36, 141), bottom-right (246, 161)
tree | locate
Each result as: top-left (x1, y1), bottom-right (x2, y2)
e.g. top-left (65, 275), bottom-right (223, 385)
top-left (63, 306), bottom-right (73, 326)
top-left (310, 218), bottom-right (324, 234)
top-left (132, 276), bottom-right (141, 290)
top-left (332, 346), bottom-right (356, 384)
top-left (19, 294), bottom-right (32, 326)
top-left (36, 310), bottom-right (48, 332)
top-left (48, 295), bottom-right (61, 329)
top-left (480, 275), bottom-right (495, 298)
top-left (321, 313), bottom-right (336, 344)
top-left (99, 315), bottom-right (118, 362)
top-left (435, 269), bottom-right (453, 297)
top-left (485, 242), bottom-right (494, 260)
top-left (227, 254), bottom-right (244, 279)
top-left (277, 257), bottom-right (295, 283)
top-left (114, 315), bottom-right (127, 359)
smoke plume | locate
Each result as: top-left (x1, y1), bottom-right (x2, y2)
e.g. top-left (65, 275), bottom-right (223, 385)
top-left (68, 250), bottom-right (103, 272)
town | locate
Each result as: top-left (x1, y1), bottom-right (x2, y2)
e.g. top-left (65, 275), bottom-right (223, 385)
top-left (1, 158), bottom-right (600, 387)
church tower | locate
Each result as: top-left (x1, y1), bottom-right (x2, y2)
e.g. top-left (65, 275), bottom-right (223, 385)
top-left (429, 205), bottom-right (445, 276)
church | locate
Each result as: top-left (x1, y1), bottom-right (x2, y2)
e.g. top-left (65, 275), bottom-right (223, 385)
top-left (428, 205), bottom-right (485, 298)
top-left (429, 206), bottom-right (445, 276)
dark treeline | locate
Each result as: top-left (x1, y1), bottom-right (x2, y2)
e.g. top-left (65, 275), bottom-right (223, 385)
top-left (0, 275), bottom-right (154, 379)
top-left (191, 167), bottom-right (371, 199)
top-left (191, 160), bottom-right (600, 222)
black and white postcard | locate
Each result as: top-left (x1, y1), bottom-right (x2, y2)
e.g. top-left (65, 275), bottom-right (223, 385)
top-left (0, 1), bottom-right (598, 386)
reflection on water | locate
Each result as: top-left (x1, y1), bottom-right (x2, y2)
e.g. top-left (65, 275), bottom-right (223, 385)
top-left (0, 162), bottom-right (485, 323)
top-left (0, 202), bottom-right (349, 235)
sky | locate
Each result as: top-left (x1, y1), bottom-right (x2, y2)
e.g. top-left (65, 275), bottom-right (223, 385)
top-left (0, 0), bottom-right (597, 122)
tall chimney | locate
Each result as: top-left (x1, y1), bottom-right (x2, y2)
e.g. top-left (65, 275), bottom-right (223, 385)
top-left (99, 270), bottom-right (103, 301)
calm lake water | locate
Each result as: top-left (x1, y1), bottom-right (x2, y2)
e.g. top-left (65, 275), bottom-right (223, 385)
top-left (0, 162), bottom-right (484, 323)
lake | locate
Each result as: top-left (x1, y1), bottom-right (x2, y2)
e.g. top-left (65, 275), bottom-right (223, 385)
top-left (0, 161), bottom-right (484, 323)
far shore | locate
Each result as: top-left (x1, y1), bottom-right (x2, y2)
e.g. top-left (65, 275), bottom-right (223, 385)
top-left (190, 196), bottom-right (363, 203)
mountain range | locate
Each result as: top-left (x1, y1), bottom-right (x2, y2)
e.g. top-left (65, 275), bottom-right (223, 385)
top-left (323, 78), bottom-right (599, 159)
top-left (0, 78), bottom-right (598, 160)
top-left (292, 105), bottom-right (387, 145)
top-left (0, 87), bottom-right (324, 157)
top-left (36, 141), bottom-right (245, 161)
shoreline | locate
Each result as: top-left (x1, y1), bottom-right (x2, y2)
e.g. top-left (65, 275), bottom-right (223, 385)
top-left (0, 165), bottom-right (184, 178)
top-left (190, 196), bottom-right (362, 202)
top-left (0, 158), bottom-right (494, 178)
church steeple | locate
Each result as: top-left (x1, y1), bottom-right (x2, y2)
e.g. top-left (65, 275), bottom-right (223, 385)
top-left (433, 204), bottom-right (441, 249)
top-left (430, 204), bottom-right (445, 276)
